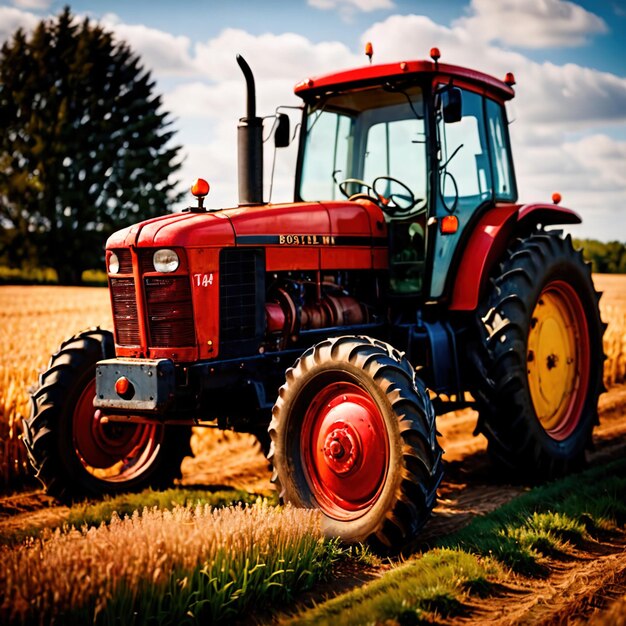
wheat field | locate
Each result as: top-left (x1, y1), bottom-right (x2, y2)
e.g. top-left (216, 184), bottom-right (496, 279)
top-left (593, 274), bottom-right (626, 388)
top-left (1, 275), bottom-right (625, 489)
top-left (0, 501), bottom-right (327, 625)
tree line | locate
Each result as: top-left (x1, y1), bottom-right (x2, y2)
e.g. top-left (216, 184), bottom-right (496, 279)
top-left (0, 7), bottom-right (181, 285)
top-left (573, 239), bottom-right (626, 274)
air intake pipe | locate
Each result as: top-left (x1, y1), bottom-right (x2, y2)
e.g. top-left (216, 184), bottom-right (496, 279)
top-left (236, 54), bottom-right (264, 206)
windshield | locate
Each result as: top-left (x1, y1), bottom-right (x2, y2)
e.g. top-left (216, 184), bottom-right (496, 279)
top-left (299, 85), bottom-right (427, 214)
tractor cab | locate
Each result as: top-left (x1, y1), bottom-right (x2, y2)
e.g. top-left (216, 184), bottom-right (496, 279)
top-left (293, 49), bottom-right (517, 298)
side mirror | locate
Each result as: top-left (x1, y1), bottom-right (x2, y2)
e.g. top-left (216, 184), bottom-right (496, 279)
top-left (274, 113), bottom-right (290, 148)
top-left (441, 87), bottom-right (462, 124)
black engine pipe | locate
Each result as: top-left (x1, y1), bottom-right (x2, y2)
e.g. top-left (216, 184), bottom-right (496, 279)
top-left (236, 54), bottom-right (264, 206)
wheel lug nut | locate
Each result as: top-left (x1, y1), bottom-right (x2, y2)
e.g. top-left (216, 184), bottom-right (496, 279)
top-left (329, 439), bottom-right (344, 458)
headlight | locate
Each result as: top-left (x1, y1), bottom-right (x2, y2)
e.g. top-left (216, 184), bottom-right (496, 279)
top-left (153, 249), bottom-right (179, 273)
top-left (108, 252), bottom-right (120, 274)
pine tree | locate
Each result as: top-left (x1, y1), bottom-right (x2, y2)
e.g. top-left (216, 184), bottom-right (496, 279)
top-left (0, 7), bottom-right (182, 284)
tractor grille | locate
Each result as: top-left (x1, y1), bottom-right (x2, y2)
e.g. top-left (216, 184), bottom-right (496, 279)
top-left (113, 249), bottom-right (133, 274)
top-left (220, 248), bottom-right (264, 344)
top-left (139, 250), bottom-right (155, 275)
top-left (110, 278), bottom-right (141, 346)
top-left (145, 276), bottom-right (195, 347)
top-left (110, 248), bottom-right (196, 349)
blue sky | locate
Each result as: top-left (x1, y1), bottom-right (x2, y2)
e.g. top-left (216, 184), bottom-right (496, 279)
top-left (1, 0), bottom-right (625, 241)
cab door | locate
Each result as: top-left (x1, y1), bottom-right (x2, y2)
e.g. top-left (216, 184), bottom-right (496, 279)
top-left (429, 87), bottom-right (516, 299)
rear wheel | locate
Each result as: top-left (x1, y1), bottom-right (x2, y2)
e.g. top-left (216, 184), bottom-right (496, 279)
top-left (268, 336), bottom-right (443, 553)
top-left (471, 234), bottom-right (605, 479)
top-left (23, 328), bottom-right (192, 501)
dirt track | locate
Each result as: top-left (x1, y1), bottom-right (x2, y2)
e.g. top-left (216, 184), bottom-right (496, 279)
top-left (1, 384), bottom-right (625, 623)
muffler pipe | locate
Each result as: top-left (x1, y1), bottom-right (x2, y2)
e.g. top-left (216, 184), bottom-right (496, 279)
top-left (236, 54), bottom-right (264, 206)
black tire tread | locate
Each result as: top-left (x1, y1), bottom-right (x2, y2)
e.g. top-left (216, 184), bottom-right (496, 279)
top-left (23, 327), bottom-right (192, 502)
top-left (471, 234), bottom-right (605, 479)
top-left (268, 335), bottom-right (443, 553)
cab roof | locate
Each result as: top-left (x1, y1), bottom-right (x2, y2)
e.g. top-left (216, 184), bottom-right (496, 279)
top-left (294, 59), bottom-right (515, 103)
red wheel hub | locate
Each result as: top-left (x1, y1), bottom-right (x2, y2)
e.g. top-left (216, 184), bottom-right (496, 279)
top-left (301, 382), bottom-right (389, 519)
top-left (323, 424), bottom-right (361, 474)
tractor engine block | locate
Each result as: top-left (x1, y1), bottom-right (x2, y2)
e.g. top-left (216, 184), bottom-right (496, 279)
top-left (264, 274), bottom-right (369, 346)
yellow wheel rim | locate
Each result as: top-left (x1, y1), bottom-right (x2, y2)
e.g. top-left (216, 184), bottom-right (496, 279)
top-left (527, 280), bottom-right (589, 440)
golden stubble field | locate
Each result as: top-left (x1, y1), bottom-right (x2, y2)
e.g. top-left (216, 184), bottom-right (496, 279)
top-left (1, 275), bottom-right (625, 489)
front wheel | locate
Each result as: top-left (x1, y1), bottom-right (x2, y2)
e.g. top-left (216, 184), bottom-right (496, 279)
top-left (471, 233), bottom-right (605, 479)
top-left (23, 328), bottom-right (192, 502)
top-left (268, 336), bottom-right (443, 553)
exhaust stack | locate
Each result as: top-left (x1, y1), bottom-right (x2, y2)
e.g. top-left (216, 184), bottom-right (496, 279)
top-left (236, 55), bottom-right (264, 206)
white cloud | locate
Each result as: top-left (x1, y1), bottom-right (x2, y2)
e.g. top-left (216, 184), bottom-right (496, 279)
top-left (0, 7), bottom-right (40, 43)
top-left (100, 13), bottom-right (196, 77)
top-left (514, 134), bottom-right (626, 236)
top-left (309, 0), bottom-right (394, 12)
top-left (564, 134), bottom-right (626, 191)
top-left (11, 0), bottom-right (51, 10)
top-left (193, 28), bottom-right (360, 83)
top-left (361, 14), bottom-right (626, 130)
top-left (455, 0), bottom-right (608, 49)
top-left (308, 0), bottom-right (394, 23)
top-left (160, 27), bottom-right (359, 208)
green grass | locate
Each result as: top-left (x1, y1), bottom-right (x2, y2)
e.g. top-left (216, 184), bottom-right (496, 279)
top-left (289, 548), bottom-right (499, 626)
top-left (291, 457), bottom-right (626, 625)
top-left (0, 487), bottom-right (274, 546)
top-left (441, 458), bottom-right (626, 573)
top-left (65, 487), bottom-right (268, 529)
top-left (1, 502), bottom-right (337, 626)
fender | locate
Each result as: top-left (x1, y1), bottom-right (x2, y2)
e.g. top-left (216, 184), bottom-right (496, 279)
top-left (449, 203), bottom-right (581, 311)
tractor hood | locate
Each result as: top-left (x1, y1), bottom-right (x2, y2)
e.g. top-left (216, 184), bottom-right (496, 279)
top-left (105, 200), bottom-right (386, 250)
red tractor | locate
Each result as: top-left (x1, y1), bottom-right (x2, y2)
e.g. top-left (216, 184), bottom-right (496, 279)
top-left (24, 47), bottom-right (604, 553)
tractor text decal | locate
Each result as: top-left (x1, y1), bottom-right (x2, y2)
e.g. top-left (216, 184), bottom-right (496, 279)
top-left (235, 235), bottom-right (387, 246)
top-left (279, 234), bottom-right (335, 245)
top-left (193, 273), bottom-right (214, 287)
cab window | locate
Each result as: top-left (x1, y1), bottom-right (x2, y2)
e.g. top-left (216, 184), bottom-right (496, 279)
top-left (439, 88), bottom-right (492, 213)
top-left (486, 98), bottom-right (516, 201)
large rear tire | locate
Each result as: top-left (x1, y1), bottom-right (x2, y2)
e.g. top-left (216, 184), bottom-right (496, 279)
top-left (268, 335), bottom-right (443, 553)
top-left (23, 328), bottom-right (192, 502)
top-left (471, 233), bottom-right (605, 479)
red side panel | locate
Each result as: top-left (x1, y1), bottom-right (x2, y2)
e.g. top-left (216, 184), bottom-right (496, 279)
top-left (229, 201), bottom-right (329, 272)
top-left (187, 248), bottom-right (221, 360)
top-left (449, 205), bottom-right (517, 311)
top-left (322, 199), bottom-right (385, 270)
top-left (449, 203), bottom-right (583, 311)
top-left (517, 203), bottom-right (581, 227)
top-left (227, 200), bottom-right (386, 272)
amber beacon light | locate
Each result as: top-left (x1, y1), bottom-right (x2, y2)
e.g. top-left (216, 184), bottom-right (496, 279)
top-left (191, 178), bottom-right (210, 197)
top-left (191, 178), bottom-right (210, 210)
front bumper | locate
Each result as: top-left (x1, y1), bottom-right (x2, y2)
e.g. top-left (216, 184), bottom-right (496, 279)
top-left (94, 358), bottom-right (176, 412)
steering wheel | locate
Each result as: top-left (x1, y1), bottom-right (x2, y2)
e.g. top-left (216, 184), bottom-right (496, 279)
top-left (372, 176), bottom-right (416, 216)
top-left (337, 178), bottom-right (379, 202)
